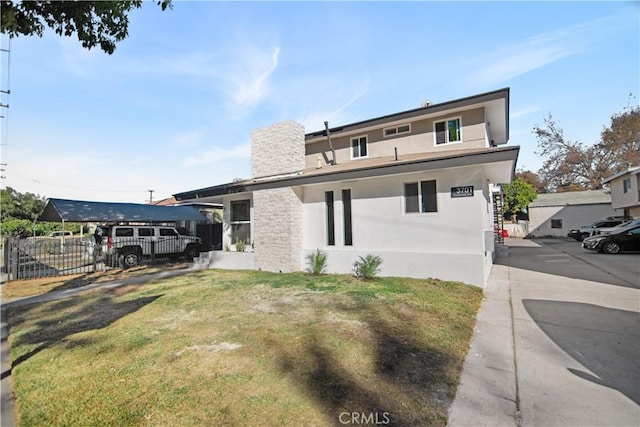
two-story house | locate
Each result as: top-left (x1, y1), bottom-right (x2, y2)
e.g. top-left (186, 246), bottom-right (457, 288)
top-left (602, 165), bottom-right (640, 218)
top-left (174, 88), bottom-right (519, 287)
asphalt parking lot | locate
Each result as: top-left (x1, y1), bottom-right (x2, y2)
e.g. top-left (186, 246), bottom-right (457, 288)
top-left (532, 238), bottom-right (639, 288)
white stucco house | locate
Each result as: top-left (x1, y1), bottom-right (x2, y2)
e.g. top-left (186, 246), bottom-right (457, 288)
top-left (174, 88), bottom-right (519, 287)
top-left (602, 166), bottom-right (640, 218)
top-left (526, 190), bottom-right (618, 238)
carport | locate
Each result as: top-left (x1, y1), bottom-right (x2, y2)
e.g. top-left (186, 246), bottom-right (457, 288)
top-left (38, 198), bottom-right (209, 223)
top-left (3, 199), bottom-right (211, 281)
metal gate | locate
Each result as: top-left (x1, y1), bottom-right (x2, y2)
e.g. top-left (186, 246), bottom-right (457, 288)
top-left (2, 236), bottom-right (98, 280)
top-left (1, 235), bottom-right (193, 281)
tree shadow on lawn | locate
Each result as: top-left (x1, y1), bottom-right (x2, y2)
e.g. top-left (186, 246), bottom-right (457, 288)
top-left (48, 262), bottom-right (189, 294)
top-left (6, 290), bottom-right (162, 373)
top-left (274, 307), bottom-right (459, 427)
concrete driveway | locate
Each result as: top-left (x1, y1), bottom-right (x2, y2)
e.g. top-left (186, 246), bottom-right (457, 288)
top-left (449, 238), bottom-right (640, 426)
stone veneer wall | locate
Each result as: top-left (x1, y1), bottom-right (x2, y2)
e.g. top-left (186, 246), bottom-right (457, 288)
top-left (252, 121), bottom-right (305, 179)
top-left (253, 187), bottom-right (303, 272)
top-left (251, 121), bottom-right (305, 272)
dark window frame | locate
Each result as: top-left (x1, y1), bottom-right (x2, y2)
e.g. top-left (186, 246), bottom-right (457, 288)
top-left (326, 191), bottom-right (335, 246)
top-left (342, 189), bottom-right (353, 246)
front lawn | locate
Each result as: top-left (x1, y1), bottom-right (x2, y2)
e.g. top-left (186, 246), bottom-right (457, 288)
top-left (7, 269), bottom-right (482, 426)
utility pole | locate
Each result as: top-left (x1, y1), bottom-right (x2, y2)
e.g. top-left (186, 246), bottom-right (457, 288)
top-left (148, 189), bottom-right (154, 204)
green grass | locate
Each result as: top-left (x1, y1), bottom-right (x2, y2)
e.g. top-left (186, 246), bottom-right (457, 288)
top-left (7, 269), bottom-right (483, 426)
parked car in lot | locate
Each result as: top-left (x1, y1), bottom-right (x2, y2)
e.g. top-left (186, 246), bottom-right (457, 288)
top-left (568, 217), bottom-right (631, 241)
top-left (93, 225), bottom-right (202, 267)
top-left (588, 219), bottom-right (640, 237)
top-left (582, 224), bottom-right (640, 254)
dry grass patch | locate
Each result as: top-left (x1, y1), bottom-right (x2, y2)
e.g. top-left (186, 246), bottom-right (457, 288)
top-left (1, 263), bottom-right (190, 300)
top-left (7, 269), bottom-right (482, 426)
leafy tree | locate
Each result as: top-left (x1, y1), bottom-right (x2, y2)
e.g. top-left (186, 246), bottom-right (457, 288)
top-left (515, 169), bottom-right (546, 193)
top-left (1, 186), bottom-right (45, 221)
top-left (534, 102), bottom-right (640, 191)
top-left (1, 0), bottom-right (172, 54)
top-left (501, 177), bottom-right (537, 222)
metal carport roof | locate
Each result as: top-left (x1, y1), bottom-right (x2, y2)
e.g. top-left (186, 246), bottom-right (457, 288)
top-left (38, 198), bottom-right (209, 223)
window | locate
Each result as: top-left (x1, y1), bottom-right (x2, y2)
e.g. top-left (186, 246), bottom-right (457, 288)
top-left (434, 117), bottom-right (461, 145)
top-left (623, 178), bottom-right (631, 193)
top-left (326, 191), bottom-right (335, 245)
top-left (351, 135), bottom-right (368, 159)
top-left (138, 228), bottom-right (154, 237)
top-left (115, 228), bottom-right (134, 237)
top-left (384, 124), bottom-right (411, 137)
top-left (342, 189), bottom-right (353, 246)
top-left (404, 180), bottom-right (437, 213)
top-left (159, 228), bottom-right (178, 237)
top-left (231, 200), bottom-right (250, 222)
top-left (230, 199), bottom-right (251, 243)
top-left (551, 219), bottom-right (563, 229)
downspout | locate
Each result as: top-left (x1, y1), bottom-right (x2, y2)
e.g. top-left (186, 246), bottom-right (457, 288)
top-left (324, 121), bottom-right (337, 165)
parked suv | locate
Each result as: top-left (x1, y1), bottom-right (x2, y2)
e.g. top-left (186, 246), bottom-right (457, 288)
top-left (94, 225), bottom-right (201, 268)
top-left (567, 217), bottom-right (631, 241)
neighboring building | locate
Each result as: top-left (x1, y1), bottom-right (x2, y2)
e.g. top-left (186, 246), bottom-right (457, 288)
top-left (602, 166), bottom-right (640, 218)
top-left (526, 190), bottom-right (618, 238)
top-left (174, 88), bottom-right (518, 287)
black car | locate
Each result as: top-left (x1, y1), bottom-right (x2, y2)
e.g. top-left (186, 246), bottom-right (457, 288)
top-left (582, 225), bottom-right (640, 254)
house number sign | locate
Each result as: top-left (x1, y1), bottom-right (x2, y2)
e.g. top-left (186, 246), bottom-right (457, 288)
top-left (451, 186), bottom-right (474, 198)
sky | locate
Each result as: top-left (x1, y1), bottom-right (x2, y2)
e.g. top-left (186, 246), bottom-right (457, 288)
top-left (0, 1), bottom-right (638, 204)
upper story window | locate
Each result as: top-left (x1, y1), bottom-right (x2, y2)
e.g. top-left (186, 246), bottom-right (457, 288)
top-left (434, 117), bottom-right (461, 145)
top-left (384, 124), bottom-right (411, 137)
top-left (351, 135), bottom-right (368, 159)
top-left (623, 178), bottom-right (631, 193)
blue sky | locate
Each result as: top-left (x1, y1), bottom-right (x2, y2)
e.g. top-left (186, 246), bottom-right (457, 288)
top-left (0, 1), bottom-right (638, 203)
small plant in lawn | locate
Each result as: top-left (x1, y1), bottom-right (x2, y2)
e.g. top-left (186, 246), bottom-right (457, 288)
top-left (306, 249), bottom-right (328, 275)
top-left (353, 254), bottom-right (383, 279)
top-left (235, 239), bottom-right (246, 252)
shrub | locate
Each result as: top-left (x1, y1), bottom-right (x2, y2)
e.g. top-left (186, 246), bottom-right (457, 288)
top-left (353, 254), bottom-right (382, 280)
top-left (235, 239), bottom-right (246, 252)
top-left (224, 243), bottom-right (230, 252)
top-left (306, 249), bottom-right (328, 275)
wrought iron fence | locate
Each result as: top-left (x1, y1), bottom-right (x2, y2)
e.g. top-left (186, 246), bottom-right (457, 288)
top-left (2, 235), bottom-right (194, 281)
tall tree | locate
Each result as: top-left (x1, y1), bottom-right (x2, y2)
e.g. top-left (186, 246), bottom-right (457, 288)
top-left (534, 102), bottom-right (640, 192)
top-left (1, 0), bottom-right (172, 54)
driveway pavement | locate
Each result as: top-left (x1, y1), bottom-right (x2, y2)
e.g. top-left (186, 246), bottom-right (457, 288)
top-left (449, 238), bottom-right (640, 426)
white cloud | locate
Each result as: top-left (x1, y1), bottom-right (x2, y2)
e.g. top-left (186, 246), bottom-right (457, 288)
top-left (228, 46), bottom-right (280, 110)
top-left (295, 75), bottom-right (371, 132)
top-left (511, 106), bottom-right (541, 119)
top-left (182, 142), bottom-right (251, 167)
top-left (471, 17), bottom-right (615, 87)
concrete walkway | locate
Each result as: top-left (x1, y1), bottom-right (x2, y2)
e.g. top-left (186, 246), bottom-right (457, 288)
top-left (449, 238), bottom-right (640, 426)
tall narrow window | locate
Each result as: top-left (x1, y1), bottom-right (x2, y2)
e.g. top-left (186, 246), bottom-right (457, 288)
top-left (325, 191), bottom-right (335, 246)
top-left (342, 189), bottom-right (353, 246)
top-left (351, 135), bottom-right (368, 158)
top-left (421, 180), bottom-right (437, 213)
top-left (404, 183), bottom-right (419, 213)
top-left (230, 199), bottom-right (251, 243)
